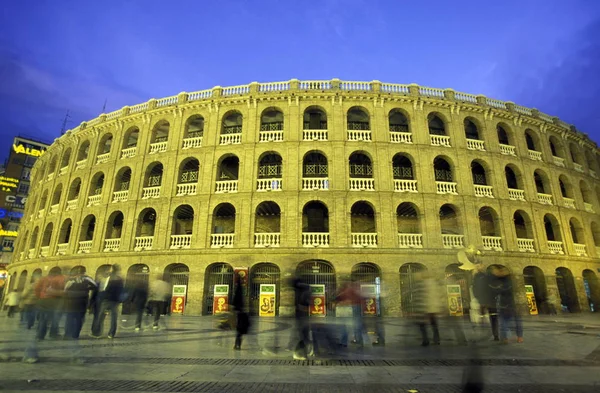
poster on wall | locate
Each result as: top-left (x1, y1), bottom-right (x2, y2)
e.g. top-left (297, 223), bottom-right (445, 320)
top-left (259, 284), bottom-right (276, 317)
top-left (446, 284), bottom-right (464, 316)
top-left (360, 284), bottom-right (378, 316)
top-left (525, 285), bottom-right (538, 315)
top-left (170, 285), bottom-right (187, 314)
top-left (212, 284), bottom-right (229, 314)
top-left (309, 284), bottom-right (326, 317)
top-left (234, 267), bottom-right (249, 295)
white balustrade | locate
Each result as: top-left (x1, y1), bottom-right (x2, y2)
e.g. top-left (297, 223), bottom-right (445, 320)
top-left (340, 81), bottom-right (372, 91)
top-left (103, 238), bottom-right (121, 252)
top-left (176, 183), bottom-right (197, 196)
top-left (47, 173), bottom-right (55, 181)
top-left (256, 179), bottom-right (282, 192)
top-left (302, 232), bottom-right (330, 247)
top-left (105, 109), bottom-right (122, 120)
top-left (49, 204), bottom-right (59, 214)
top-left (574, 243), bottom-right (587, 257)
top-left (514, 105), bottom-right (533, 116)
top-left (87, 194), bottom-right (101, 206)
top-left (574, 163), bottom-right (584, 173)
top-left (590, 170), bottom-right (597, 179)
top-left (442, 234), bottom-right (465, 249)
top-left (347, 130), bottom-right (372, 141)
top-left (537, 193), bottom-right (553, 205)
top-left (499, 144), bottom-right (516, 156)
top-left (351, 233), bottom-right (378, 248)
top-left (486, 98), bottom-right (506, 109)
top-left (430, 135), bottom-right (451, 147)
top-left (149, 141), bottom-right (167, 154)
top-left (37, 209), bottom-right (45, 218)
top-left (390, 131), bottom-right (413, 144)
top-left (455, 92), bottom-right (477, 103)
top-left (419, 87), bottom-right (444, 98)
top-left (112, 190), bottom-right (129, 202)
top-left (397, 233), bottom-right (423, 248)
top-left (466, 139), bottom-right (486, 151)
top-left (170, 234), bottom-right (192, 249)
top-left (134, 236), bottom-right (154, 251)
top-left (215, 180), bottom-right (238, 193)
top-left (547, 240), bottom-right (564, 254)
top-left (27, 248), bottom-right (35, 259)
top-left (436, 181), bottom-right (458, 195)
top-left (188, 89), bottom-right (212, 101)
top-left (528, 150), bottom-right (542, 161)
top-left (299, 80), bottom-right (332, 90)
top-left (66, 199), bottom-right (78, 211)
top-left (303, 129), bottom-right (328, 141)
top-left (381, 83), bottom-right (409, 94)
top-left (222, 85), bottom-right (250, 96)
top-left (59, 166), bottom-right (68, 176)
top-left (259, 130), bottom-right (284, 142)
top-left (349, 178), bottom-right (375, 191)
top-left (517, 238), bottom-right (535, 253)
top-left (584, 202), bottom-right (594, 213)
top-left (156, 95), bottom-right (178, 107)
top-left (96, 153), bottom-right (110, 164)
top-left (39, 246), bottom-right (49, 258)
top-left (182, 136), bottom-right (203, 149)
top-left (220, 133), bottom-right (241, 145)
top-left (394, 179), bottom-right (418, 193)
top-left (258, 81), bottom-right (289, 92)
top-left (563, 197), bottom-right (576, 209)
top-left (482, 236), bottom-right (503, 251)
top-left (508, 189), bottom-right (525, 201)
top-left (474, 185), bottom-right (494, 198)
top-left (56, 243), bottom-right (69, 255)
top-left (121, 147), bottom-right (137, 159)
top-left (78, 240), bottom-right (92, 254)
top-left (302, 178), bottom-right (329, 190)
top-left (76, 159), bottom-right (87, 170)
top-left (129, 102), bottom-right (148, 114)
top-left (142, 186), bottom-right (161, 199)
top-left (254, 233), bottom-right (281, 248)
top-left (553, 156), bottom-right (565, 167)
top-left (211, 234), bottom-right (235, 248)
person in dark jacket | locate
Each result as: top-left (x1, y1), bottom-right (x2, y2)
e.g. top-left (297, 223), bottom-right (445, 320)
top-left (232, 274), bottom-right (249, 350)
top-left (472, 263), bottom-right (500, 341)
top-left (64, 266), bottom-right (97, 339)
top-left (491, 265), bottom-right (523, 344)
top-left (292, 277), bottom-right (311, 360)
top-left (130, 277), bottom-right (148, 332)
top-left (91, 264), bottom-right (123, 338)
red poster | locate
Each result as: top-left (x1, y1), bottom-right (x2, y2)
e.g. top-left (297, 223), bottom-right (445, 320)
top-left (171, 295), bottom-right (186, 314)
top-left (310, 295), bottom-right (326, 316)
top-left (362, 297), bottom-right (378, 316)
top-left (213, 295), bottom-right (229, 314)
top-left (234, 268), bottom-right (248, 286)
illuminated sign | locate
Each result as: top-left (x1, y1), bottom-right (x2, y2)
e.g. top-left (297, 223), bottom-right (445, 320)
top-left (0, 209), bottom-right (24, 219)
top-left (0, 223), bottom-right (17, 237)
top-left (0, 176), bottom-right (19, 192)
top-left (13, 144), bottom-right (46, 157)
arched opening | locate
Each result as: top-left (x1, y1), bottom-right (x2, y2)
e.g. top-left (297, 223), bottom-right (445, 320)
top-left (114, 167), bottom-right (132, 193)
top-left (254, 201), bottom-right (281, 247)
top-left (302, 201), bottom-right (329, 233)
top-left (51, 184), bottom-right (62, 207)
top-left (555, 267), bottom-right (580, 312)
top-left (136, 208), bottom-right (157, 237)
top-left (583, 269), bottom-right (600, 312)
top-left (203, 262), bottom-right (234, 315)
top-left (396, 202), bottom-right (420, 234)
top-left (569, 217), bottom-right (585, 246)
top-left (217, 156), bottom-right (239, 181)
top-left (211, 203), bottom-right (236, 247)
top-left (523, 266), bottom-right (548, 314)
top-left (534, 170), bottom-right (550, 194)
top-left (479, 207), bottom-right (501, 250)
top-left (98, 133), bottom-right (113, 155)
top-left (392, 154), bottom-right (414, 180)
top-left (164, 263), bottom-right (190, 310)
top-left (440, 204), bottom-right (460, 234)
top-left (544, 214), bottom-right (561, 241)
top-left (351, 262), bottom-right (382, 316)
top-left (514, 210), bottom-right (533, 239)
top-left (47, 157), bottom-right (58, 177)
top-left (471, 161), bottom-right (488, 185)
top-left (399, 263), bottom-right (427, 315)
top-left (171, 205), bottom-right (194, 248)
top-left (89, 172), bottom-right (105, 196)
top-left (347, 107), bottom-right (370, 130)
top-left (389, 109), bottom-right (409, 132)
top-left (549, 135), bottom-right (564, 158)
top-left (257, 153), bottom-right (283, 186)
top-left (122, 126), bottom-right (139, 149)
top-left (349, 152), bottom-right (373, 178)
top-left (70, 265), bottom-right (85, 275)
top-left (296, 260), bottom-right (336, 315)
top-left (497, 124), bottom-right (511, 145)
top-left (68, 178), bottom-right (81, 201)
top-left (433, 157), bottom-right (453, 182)
top-left (260, 108), bottom-right (284, 131)
top-left (31, 269), bottom-right (42, 283)
top-left (29, 227), bottom-right (39, 253)
top-left (569, 143), bottom-right (583, 166)
top-left (95, 265), bottom-right (111, 282)
top-left (350, 201), bottom-right (376, 232)
top-left (185, 115), bottom-right (204, 138)
top-left (105, 211), bottom-right (124, 240)
top-left (221, 111), bottom-right (243, 135)
top-left (303, 151), bottom-right (328, 178)
top-left (151, 120), bottom-right (170, 143)
top-left (60, 148), bottom-right (71, 170)
top-left (178, 158), bottom-right (199, 186)
top-left (58, 219), bottom-right (72, 245)
top-left (585, 151), bottom-right (598, 173)
top-left (591, 222), bottom-right (600, 252)
top-left (505, 165), bottom-right (521, 190)
top-left (445, 264), bottom-right (471, 314)
top-left (38, 190), bottom-right (48, 212)
top-left (17, 270), bottom-right (28, 291)
top-left (80, 214), bottom-right (96, 241)
top-left (249, 263), bottom-right (280, 316)
top-left (524, 130), bottom-right (538, 151)
top-left (427, 113), bottom-right (445, 135)
top-left (144, 162), bottom-right (163, 188)
top-left (303, 106), bottom-right (327, 130)
top-left (559, 175), bottom-right (573, 199)
top-left (48, 266), bottom-right (62, 275)
top-left (41, 223), bottom-right (54, 247)
top-left (464, 118), bottom-right (480, 140)
top-left (77, 140), bottom-right (90, 162)
top-left (580, 180), bottom-right (594, 207)
top-left (123, 264), bottom-right (150, 314)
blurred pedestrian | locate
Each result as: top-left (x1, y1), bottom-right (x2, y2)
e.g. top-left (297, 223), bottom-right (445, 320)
top-left (35, 271), bottom-right (66, 340)
top-left (6, 289), bottom-right (20, 317)
top-left (130, 277), bottom-right (148, 332)
top-left (491, 266), bottom-right (523, 344)
top-left (64, 266), bottom-right (97, 339)
top-left (147, 275), bottom-right (170, 330)
top-left (472, 263), bottom-right (499, 341)
top-left (20, 282), bottom-right (38, 329)
top-left (411, 272), bottom-right (444, 346)
top-left (232, 274), bottom-right (250, 350)
top-left (335, 281), bottom-right (365, 346)
top-left (91, 264), bottom-right (123, 339)
top-left (292, 277), bottom-right (311, 360)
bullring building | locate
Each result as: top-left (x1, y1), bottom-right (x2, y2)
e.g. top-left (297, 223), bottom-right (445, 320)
top-left (6, 79), bottom-right (600, 317)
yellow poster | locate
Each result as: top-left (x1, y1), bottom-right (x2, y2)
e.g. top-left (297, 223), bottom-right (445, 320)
top-left (525, 285), bottom-right (538, 315)
top-left (259, 284), bottom-right (276, 317)
top-left (446, 284), bottom-right (463, 316)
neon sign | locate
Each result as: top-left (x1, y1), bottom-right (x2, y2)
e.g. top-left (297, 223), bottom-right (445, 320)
top-left (13, 144), bottom-right (45, 157)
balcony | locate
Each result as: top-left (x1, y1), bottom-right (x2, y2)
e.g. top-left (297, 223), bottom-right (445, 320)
top-left (547, 240), bottom-right (564, 254)
top-left (76, 159), bottom-right (87, 170)
top-left (39, 246), bottom-right (49, 258)
top-left (37, 209), bottom-right (45, 218)
top-left (47, 173), bottom-right (55, 181)
top-left (220, 133), bottom-right (241, 145)
top-left (528, 150), bottom-right (542, 161)
top-left (394, 179), bottom-right (418, 193)
top-left (436, 181), bottom-right (458, 195)
top-left (302, 232), bottom-right (330, 247)
top-left (149, 141), bottom-right (167, 154)
top-left (591, 170), bottom-right (598, 179)
top-left (56, 243), bottom-right (69, 255)
top-left (552, 156), bottom-right (565, 167)
top-left (49, 204), bottom-right (59, 215)
top-left (182, 136), bottom-right (203, 149)
top-left (303, 129), bottom-right (328, 141)
top-left (215, 180), bottom-right (238, 193)
top-left (302, 177), bottom-right (329, 191)
top-left (574, 243), bottom-right (587, 257)
top-left (474, 185), bottom-right (494, 198)
top-left (211, 234), bottom-right (234, 248)
top-left (176, 183), bottom-right (197, 196)
top-left (96, 153), bottom-right (110, 164)
top-left (466, 139), bottom-right (485, 151)
top-left (563, 197), bottom-right (576, 209)
top-left (390, 132), bottom-right (412, 144)
top-left (584, 202), bottom-right (594, 213)
top-left (27, 248), bottom-right (35, 259)
top-left (257, 179), bottom-right (282, 192)
top-left (398, 233), bottom-right (423, 248)
top-left (442, 234), bottom-right (464, 249)
top-left (134, 236), bottom-right (154, 251)
top-left (349, 178), bottom-right (375, 191)
top-left (574, 163), bottom-right (584, 173)
top-left (482, 236), bottom-right (503, 251)
top-left (254, 233), bottom-right (281, 248)
top-left (499, 144), bottom-right (516, 156)
top-left (59, 166), bottom-right (68, 176)
top-left (170, 234), bottom-right (192, 249)
top-left (112, 190), bottom-right (129, 202)
top-left (351, 233), bottom-right (378, 248)
top-left (121, 147), bottom-right (137, 159)
top-left (347, 130), bottom-right (372, 142)
top-left (537, 193), bottom-right (553, 205)
top-left (103, 238), bottom-right (121, 252)
top-left (430, 135), bottom-right (451, 147)
top-left (259, 130), bottom-right (284, 143)
top-left (87, 194), bottom-right (101, 206)
top-left (517, 238), bottom-right (535, 253)
top-left (77, 240), bottom-right (92, 254)
top-left (66, 199), bottom-right (78, 211)
top-left (142, 186), bottom-right (161, 199)
top-left (508, 189), bottom-right (525, 201)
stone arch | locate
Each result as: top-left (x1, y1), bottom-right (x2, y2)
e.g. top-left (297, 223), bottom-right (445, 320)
top-left (514, 210), bottom-right (534, 239)
top-left (496, 123), bottom-right (512, 145)
top-left (98, 132), bottom-right (113, 155)
top-left (464, 117), bottom-right (481, 140)
top-left (296, 260), bottom-right (336, 315)
top-left (555, 267), bottom-right (580, 312)
top-left (221, 110), bottom-right (243, 134)
top-left (524, 129), bottom-right (539, 151)
top-left (582, 269), bottom-right (600, 312)
top-left (260, 107), bottom-right (284, 131)
top-left (533, 169), bottom-right (550, 194)
top-left (151, 120), bottom-right (170, 143)
top-left (347, 106), bottom-right (370, 130)
top-left (303, 105), bottom-right (328, 129)
top-left (203, 262), bottom-right (234, 315)
top-left (77, 140), bottom-right (90, 161)
top-left (543, 213), bottom-right (562, 241)
top-left (427, 112), bottom-right (447, 135)
top-left (388, 108), bottom-right (410, 132)
top-left (433, 156), bottom-right (454, 182)
top-left (122, 126), bottom-right (140, 149)
top-left (249, 262), bottom-right (280, 316)
top-left (185, 115), bottom-right (205, 138)
top-left (399, 263), bottom-right (427, 315)
top-left (392, 153), bottom-right (414, 180)
top-left (523, 266), bottom-right (548, 314)
top-left (350, 200), bottom-right (376, 233)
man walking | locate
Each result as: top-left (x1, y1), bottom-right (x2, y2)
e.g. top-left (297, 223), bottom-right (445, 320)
top-left (35, 271), bottom-right (66, 340)
top-left (147, 275), bottom-right (170, 330)
top-left (64, 266), bottom-right (97, 339)
top-left (472, 263), bottom-right (500, 341)
top-left (91, 264), bottom-right (123, 339)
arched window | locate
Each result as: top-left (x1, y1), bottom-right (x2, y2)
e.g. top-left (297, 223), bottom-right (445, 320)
top-left (170, 205), bottom-right (194, 249)
top-left (389, 109), bottom-right (410, 133)
top-left (569, 218), bottom-right (586, 253)
top-left (523, 266), bottom-right (548, 313)
top-left (350, 201), bottom-right (377, 247)
top-left (257, 153), bottom-right (282, 191)
top-left (347, 107), bottom-right (370, 130)
top-left (514, 211), bottom-right (534, 251)
top-left (143, 163), bottom-right (163, 198)
top-left (60, 148), bottom-right (72, 171)
top-left (397, 202), bottom-right (421, 248)
top-left (260, 108), bottom-right (284, 131)
top-left (464, 118), bottom-right (480, 140)
top-left (497, 124), bottom-right (511, 145)
top-left (591, 222), bottom-right (600, 252)
top-left (302, 151), bottom-right (328, 190)
top-left (254, 201), bottom-right (281, 247)
top-left (221, 111), bottom-right (242, 145)
top-left (78, 214), bottom-right (95, 253)
top-left (549, 135), bottom-right (564, 158)
top-left (113, 167), bottom-right (132, 202)
top-left (428, 113), bottom-right (445, 135)
top-left (38, 190), bottom-right (48, 212)
top-left (302, 201), bottom-right (329, 247)
top-left (534, 169), bottom-right (551, 197)
top-left (479, 207), bottom-right (502, 250)
top-left (177, 158), bottom-right (199, 196)
top-left (440, 204), bottom-right (463, 248)
top-left (249, 263), bottom-right (281, 316)
top-left (58, 219), bottom-right (72, 246)
top-left (544, 214), bottom-right (563, 254)
top-left (303, 106), bottom-right (327, 130)
top-left (211, 203), bottom-right (236, 248)
top-left (559, 175), bottom-right (574, 202)
top-left (569, 143), bottom-right (583, 167)
top-left (151, 120), bottom-right (170, 143)
top-left (29, 227), bottom-right (39, 255)
top-left (471, 161), bottom-right (488, 185)
top-left (134, 208), bottom-right (156, 251)
top-left (525, 130), bottom-right (538, 151)
top-left (434, 157), bottom-right (452, 182)
top-left (31, 269), bottom-right (42, 283)
top-left (104, 211), bottom-right (124, 252)
top-left (122, 126), bottom-right (139, 157)
top-left (348, 152), bottom-right (374, 190)
top-left (41, 222), bottom-right (54, 248)
top-left (51, 184), bottom-right (62, 208)
top-left (504, 165), bottom-right (520, 191)
top-left (582, 270), bottom-right (600, 312)
top-left (77, 140), bottom-right (90, 162)
top-left (296, 260), bottom-right (336, 315)
top-left (185, 115), bottom-right (204, 139)
top-left (216, 156), bottom-right (239, 193)
top-left (392, 154), bottom-right (414, 180)
top-left (89, 172), bottom-right (104, 196)
top-left (98, 133), bottom-right (113, 156)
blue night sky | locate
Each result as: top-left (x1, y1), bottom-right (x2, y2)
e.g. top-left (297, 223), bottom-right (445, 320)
top-left (1, 0), bottom-right (599, 161)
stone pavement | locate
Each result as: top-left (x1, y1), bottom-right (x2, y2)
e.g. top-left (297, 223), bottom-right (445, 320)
top-left (0, 313), bottom-right (599, 392)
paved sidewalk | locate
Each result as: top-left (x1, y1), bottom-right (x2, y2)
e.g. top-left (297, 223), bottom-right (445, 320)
top-left (0, 313), bottom-right (599, 392)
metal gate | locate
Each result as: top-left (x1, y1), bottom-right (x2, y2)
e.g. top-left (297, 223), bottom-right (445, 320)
top-left (523, 266), bottom-right (548, 314)
top-left (164, 264), bottom-right (189, 307)
top-left (249, 263), bottom-right (280, 316)
top-left (204, 263), bottom-right (234, 315)
top-left (399, 263), bottom-right (427, 315)
top-left (351, 263), bottom-right (381, 316)
top-left (445, 264), bottom-right (471, 315)
top-left (296, 260), bottom-right (336, 315)
top-left (123, 264), bottom-right (149, 315)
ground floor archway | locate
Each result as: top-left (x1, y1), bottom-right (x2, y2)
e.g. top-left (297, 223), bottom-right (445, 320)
top-left (296, 260), bottom-right (336, 316)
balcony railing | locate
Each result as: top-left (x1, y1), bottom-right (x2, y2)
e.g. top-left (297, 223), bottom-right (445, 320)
top-left (349, 178), bottom-right (375, 191)
top-left (254, 233), bottom-right (281, 248)
top-left (134, 236), bottom-right (154, 251)
top-left (591, 170), bottom-right (598, 179)
top-left (390, 132), bottom-right (412, 144)
top-left (507, 189), bottom-right (525, 202)
top-left (76, 159), bottom-right (87, 170)
top-left (442, 234), bottom-right (464, 249)
top-left (59, 166), bottom-right (68, 176)
top-left (584, 202), bottom-right (594, 213)
top-left (220, 133), bottom-right (241, 145)
top-left (574, 163), bottom-right (584, 173)
top-left (176, 183), bottom-right (197, 196)
top-left (466, 139), bottom-right (485, 151)
top-left (302, 177), bottom-right (329, 190)
top-left (215, 180), bottom-right (238, 193)
top-left (257, 179), bottom-right (282, 192)
top-left (211, 234), bottom-right (234, 248)
top-left (27, 248), bottom-right (35, 259)
top-left (436, 181), bottom-right (458, 195)
top-left (352, 233), bottom-right (378, 248)
top-left (142, 186), bottom-right (161, 199)
top-left (430, 135), bottom-right (451, 147)
top-left (528, 150), bottom-right (542, 161)
top-left (40, 246), bottom-right (49, 258)
top-left (398, 233), bottom-right (423, 248)
top-left (499, 144), bottom-right (516, 156)
top-left (547, 240), bottom-right (564, 254)
top-left (537, 193), bottom-right (553, 205)
top-left (112, 190), bottom-right (129, 202)
top-left (474, 185), bottom-right (494, 198)
top-left (552, 156), bottom-right (565, 167)
top-left (170, 234), bottom-right (192, 249)
top-left (574, 243), bottom-right (587, 256)
top-left (47, 172), bottom-right (55, 181)
top-left (482, 236), bottom-right (503, 251)
top-left (259, 130), bottom-right (284, 142)
top-left (563, 197), bottom-right (576, 209)
top-left (78, 240), bottom-right (92, 254)
top-left (96, 153), bottom-right (110, 164)
top-left (56, 243), bottom-right (69, 255)
top-left (302, 232), bottom-right (330, 247)
top-left (182, 136), bottom-right (203, 149)
top-left (103, 238), bottom-right (121, 252)
top-left (149, 141), bottom-right (167, 154)
top-left (87, 194), bottom-right (101, 206)
top-left (517, 238), bottom-right (535, 253)
top-left (394, 179), bottom-right (418, 193)
top-left (347, 130), bottom-right (372, 142)
top-left (121, 147), bottom-right (137, 159)
top-left (303, 129), bottom-right (328, 141)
